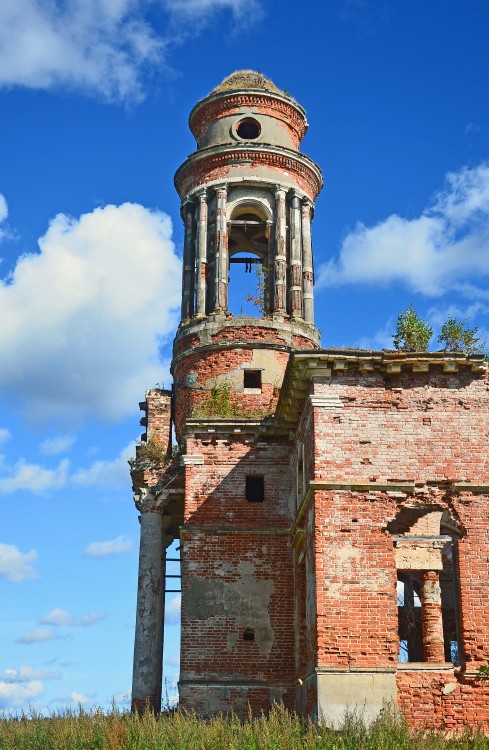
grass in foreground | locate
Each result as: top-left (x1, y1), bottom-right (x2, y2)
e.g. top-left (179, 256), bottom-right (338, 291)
top-left (0, 703), bottom-right (488, 750)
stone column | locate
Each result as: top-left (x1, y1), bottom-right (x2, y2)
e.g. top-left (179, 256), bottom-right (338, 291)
top-left (131, 507), bottom-right (165, 712)
top-left (289, 193), bottom-right (303, 318)
top-left (214, 185), bottom-right (228, 312)
top-left (195, 190), bottom-right (208, 317)
top-left (274, 187), bottom-right (287, 315)
top-left (421, 570), bottom-right (445, 662)
top-left (266, 222), bottom-right (274, 316)
top-left (301, 199), bottom-right (314, 324)
top-left (180, 201), bottom-right (195, 322)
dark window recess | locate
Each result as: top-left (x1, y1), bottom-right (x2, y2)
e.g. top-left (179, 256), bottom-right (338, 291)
top-left (236, 118), bottom-right (261, 140)
top-left (243, 628), bottom-right (255, 641)
top-left (246, 475), bottom-right (264, 503)
top-left (244, 369), bottom-right (262, 389)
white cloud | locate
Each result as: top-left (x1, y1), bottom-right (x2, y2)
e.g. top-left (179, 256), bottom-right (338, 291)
top-left (0, 0), bottom-right (264, 102)
top-left (165, 593), bottom-right (181, 625)
top-left (71, 690), bottom-right (92, 704)
top-left (112, 690), bottom-right (131, 705)
top-left (41, 608), bottom-right (103, 628)
top-left (0, 458), bottom-right (69, 495)
top-left (317, 162), bottom-right (489, 297)
top-left (165, 654), bottom-right (180, 667)
top-left (0, 543), bottom-right (38, 581)
top-left (17, 627), bottom-right (67, 644)
top-left (72, 442), bottom-right (134, 487)
top-left (165, 0), bottom-right (263, 27)
top-left (348, 319), bottom-right (395, 351)
top-left (1, 665), bottom-right (61, 682)
top-left (0, 679), bottom-right (43, 708)
top-left (51, 690), bottom-right (96, 706)
top-left (0, 202), bottom-right (181, 425)
top-left (0, 194), bottom-right (7, 224)
top-left (39, 434), bottom-right (76, 456)
top-left (83, 534), bottom-right (132, 558)
top-left (0, 194), bottom-right (8, 243)
top-left (0, 428), bottom-right (12, 445)
top-left (0, 0), bottom-right (164, 103)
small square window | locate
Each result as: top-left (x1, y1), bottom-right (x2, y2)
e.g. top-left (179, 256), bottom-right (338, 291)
top-left (243, 370), bottom-right (261, 390)
top-left (246, 475), bottom-right (264, 503)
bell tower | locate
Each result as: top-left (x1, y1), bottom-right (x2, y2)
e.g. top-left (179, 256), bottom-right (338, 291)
top-left (171, 70), bottom-right (323, 438)
top-left (131, 70), bottom-right (323, 717)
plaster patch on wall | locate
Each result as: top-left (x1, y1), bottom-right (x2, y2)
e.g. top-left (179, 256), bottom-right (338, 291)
top-left (337, 543), bottom-right (362, 565)
top-left (185, 573), bottom-right (275, 656)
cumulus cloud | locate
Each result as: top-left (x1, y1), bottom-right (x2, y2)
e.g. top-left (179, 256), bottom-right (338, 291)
top-left (0, 458), bottom-right (69, 495)
top-left (51, 690), bottom-right (96, 706)
top-left (0, 679), bottom-right (43, 708)
top-left (0, 0), bottom-right (164, 103)
top-left (39, 434), bottom-right (76, 456)
top-left (0, 194), bottom-right (8, 243)
top-left (165, 594), bottom-right (181, 625)
top-left (317, 162), bottom-right (489, 297)
top-left (83, 534), bottom-right (132, 558)
top-left (1, 665), bottom-right (61, 682)
top-left (16, 627), bottom-right (67, 644)
top-left (0, 0), bottom-right (264, 102)
top-left (0, 543), bottom-right (38, 581)
top-left (0, 428), bottom-right (12, 445)
top-left (41, 608), bottom-right (103, 628)
top-left (0, 194), bottom-right (7, 224)
top-left (0, 202), bottom-right (181, 425)
top-left (72, 442), bottom-right (134, 487)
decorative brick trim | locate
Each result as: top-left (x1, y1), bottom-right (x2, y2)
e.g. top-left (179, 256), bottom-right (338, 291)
top-left (181, 454), bottom-right (204, 466)
top-left (309, 394), bottom-right (344, 409)
top-left (175, 145), bottom-right (323, 200)
top-left (189, 90), bottom-right (308, 145)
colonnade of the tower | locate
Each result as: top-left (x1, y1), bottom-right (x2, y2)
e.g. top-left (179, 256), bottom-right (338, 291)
top-left (180, 183), bottom-right (315, 324)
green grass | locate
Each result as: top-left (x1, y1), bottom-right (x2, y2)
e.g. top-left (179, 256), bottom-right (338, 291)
top-left (0, 704), bottom-right (488, 750)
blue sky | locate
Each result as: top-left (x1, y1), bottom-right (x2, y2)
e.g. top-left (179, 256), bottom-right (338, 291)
top-left (1, 0), bottom-right (489, 712)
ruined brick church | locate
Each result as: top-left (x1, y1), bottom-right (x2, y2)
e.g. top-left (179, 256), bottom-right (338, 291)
top-left (130, 71), bottom-right (489, 728)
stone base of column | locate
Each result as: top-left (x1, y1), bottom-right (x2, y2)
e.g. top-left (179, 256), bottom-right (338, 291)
top-left (131, 696), bottom-right (161, 714)
top-left (316, 669), bottom-right (397, 728)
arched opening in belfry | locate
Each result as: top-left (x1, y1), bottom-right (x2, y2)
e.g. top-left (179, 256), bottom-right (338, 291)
top-left (227, 204), bottom-right (271, 317)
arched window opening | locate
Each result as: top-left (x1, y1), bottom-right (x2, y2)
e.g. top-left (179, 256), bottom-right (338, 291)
top-left (227, 206), bottom-right (270, 317)
top-left (391, 507), bottom-right (462, 665)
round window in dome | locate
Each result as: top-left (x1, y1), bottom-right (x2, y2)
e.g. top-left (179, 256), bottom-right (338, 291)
top-left (236, 118), bottom-right (261, 140)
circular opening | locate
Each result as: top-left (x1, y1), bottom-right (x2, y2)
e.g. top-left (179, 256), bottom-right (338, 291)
top-left (236, 118), bottom-right (261, 140)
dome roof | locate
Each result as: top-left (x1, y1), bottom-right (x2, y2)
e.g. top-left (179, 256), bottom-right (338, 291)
top-left (210, 70), bottom-right (293, 100)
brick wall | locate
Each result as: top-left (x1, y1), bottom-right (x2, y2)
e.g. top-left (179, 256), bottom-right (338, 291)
top-left (307, 364), bottom-right (489, 728)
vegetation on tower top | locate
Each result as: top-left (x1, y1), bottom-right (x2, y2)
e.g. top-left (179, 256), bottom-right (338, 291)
top-left (210, 70), bottom-right (295, 101)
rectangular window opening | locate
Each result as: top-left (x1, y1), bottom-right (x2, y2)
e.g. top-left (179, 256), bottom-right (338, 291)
top-left (243, 369), bottom-right (262, 390)
top-left (246, 475), bottom-right (264, 503)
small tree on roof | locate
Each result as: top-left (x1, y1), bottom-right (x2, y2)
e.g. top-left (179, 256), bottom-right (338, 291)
top-left (393, 305), bottom-right (433, 352)
top-left (437, 316), bottom-right (484, 355)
